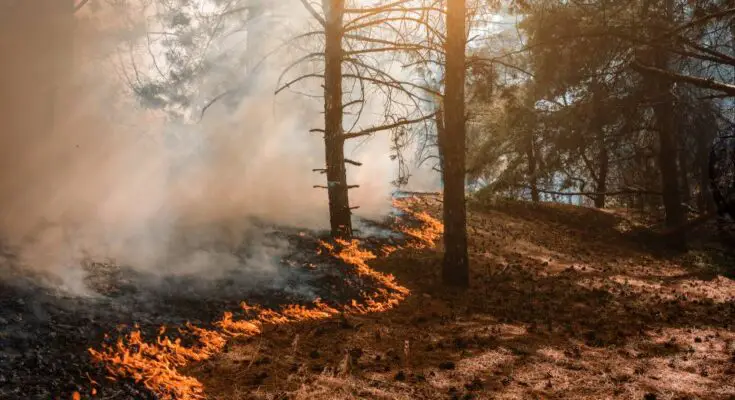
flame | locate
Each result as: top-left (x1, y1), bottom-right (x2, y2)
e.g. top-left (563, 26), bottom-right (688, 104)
top-left (88, 197), bottom-right (442, 399)
top-left (392, 197), bottom-right (443, 249)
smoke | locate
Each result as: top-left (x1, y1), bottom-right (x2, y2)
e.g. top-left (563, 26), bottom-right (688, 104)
top-left (0, 0), bottom-right (439, 294)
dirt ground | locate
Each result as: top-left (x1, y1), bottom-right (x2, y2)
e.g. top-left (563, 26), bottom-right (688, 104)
top-left (190, 198), bottom-right (735, 400)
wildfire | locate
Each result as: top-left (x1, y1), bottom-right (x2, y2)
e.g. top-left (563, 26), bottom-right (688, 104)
top-left (87, 324), bottom-right (223, 399)
top-left (88, 197), bottom-right (443, 400)
top-left (392, 198), bottom-right (444, 249)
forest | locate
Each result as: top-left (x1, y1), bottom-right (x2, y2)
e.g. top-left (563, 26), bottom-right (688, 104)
top-left (0, 0), bottom-right (734, 399)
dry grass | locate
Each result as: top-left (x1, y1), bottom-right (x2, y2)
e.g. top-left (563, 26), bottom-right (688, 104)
top-left (193, 199), bottom-right (735, 400)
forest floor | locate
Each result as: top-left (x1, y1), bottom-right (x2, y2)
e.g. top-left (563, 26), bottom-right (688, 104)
top-left (192, 197), bottom-right (735, 400)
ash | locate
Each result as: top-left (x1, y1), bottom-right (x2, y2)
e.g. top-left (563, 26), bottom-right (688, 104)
top-left (0, 225), bottom-right (394, 400)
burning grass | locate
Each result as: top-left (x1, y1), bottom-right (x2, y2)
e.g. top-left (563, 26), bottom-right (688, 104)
top-left (392, 197), bottom-right (443, 249)
top-left (88, 197), bottom-right (443, 400)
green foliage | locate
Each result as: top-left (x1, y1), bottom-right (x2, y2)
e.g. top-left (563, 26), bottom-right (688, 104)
top-left (467, 0), bottom-right (735, 209)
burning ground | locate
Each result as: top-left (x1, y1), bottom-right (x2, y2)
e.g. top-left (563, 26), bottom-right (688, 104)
top-left (2, 196), bottom-right (735, 399)
top-left (0, 199), bottom-right (436, 399)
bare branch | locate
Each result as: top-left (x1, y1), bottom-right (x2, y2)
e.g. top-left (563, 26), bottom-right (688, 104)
top-left (299, 0), bottom-right (326, 26)
top-left (344, 0), bottom-right (412, 14)
top-left (343, 112), bottom-right (438, 140)
top-left (275, 73), bottom-right (325, 95)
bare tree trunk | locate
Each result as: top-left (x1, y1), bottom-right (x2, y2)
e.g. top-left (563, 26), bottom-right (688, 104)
top-left (441, 0), bottom-right (469, 288)
top-left (323, 0), bottom-right (352, 239)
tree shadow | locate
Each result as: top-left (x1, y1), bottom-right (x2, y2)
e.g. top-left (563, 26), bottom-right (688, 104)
top-left (368, 249), bottom-right (734, 398)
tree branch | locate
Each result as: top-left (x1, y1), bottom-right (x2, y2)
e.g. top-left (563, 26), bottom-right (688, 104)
top-left (299, 0), bottom-right (326, 27)
top-left (343, 112), bottom-right (438, 140)
top-left (630, 61), bottom-right (735, 97)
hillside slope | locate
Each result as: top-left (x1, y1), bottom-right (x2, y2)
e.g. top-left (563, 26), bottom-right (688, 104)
top-left (194, 198), bottom-right (735, 400)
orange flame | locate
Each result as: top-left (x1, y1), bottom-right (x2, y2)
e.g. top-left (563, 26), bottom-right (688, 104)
top-left (89, 198), bottom-right (442, 399)
top-left (392, 198), bottom-right (443, 249)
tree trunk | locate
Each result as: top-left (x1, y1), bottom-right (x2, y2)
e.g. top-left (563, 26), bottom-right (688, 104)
top-left (652, 58), bottom-right (684, 231)
top-left (322, 0), bottom-right (352, 239)
top-left (696, 122), bottom-right (716, 213)
top-left (591, 81), bottom-right (607, 208)
top-left (678, 135), bottom-right (691, 207)
top-left (436, 105), bottom-right (446, 174)
top-left (638, 0), bottom-right (684, 239)
top-left (441, 0), bottom-right (469, 288)
top-left (594, 146), bottom-right (609, 209)
top-left (526, 131), bottom-right (539, 202)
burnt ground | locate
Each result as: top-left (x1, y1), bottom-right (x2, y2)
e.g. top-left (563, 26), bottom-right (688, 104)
top-left (0, 217), bottom-right (408, 400)
top-left (195, 198), bottom-right (735, 400)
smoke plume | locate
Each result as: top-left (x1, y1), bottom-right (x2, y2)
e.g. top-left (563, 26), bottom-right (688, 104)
top-left (0, 0), bottom-right (439, 294)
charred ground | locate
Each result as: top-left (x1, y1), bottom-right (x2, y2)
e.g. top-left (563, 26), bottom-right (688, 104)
top-left (0, 214), bottom-right (411, 400)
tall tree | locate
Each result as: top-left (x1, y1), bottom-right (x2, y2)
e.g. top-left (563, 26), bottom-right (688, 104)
top-left (441, 0), bottom-right (469, 287)
top-left (322, 0), bottom-right (353, 238)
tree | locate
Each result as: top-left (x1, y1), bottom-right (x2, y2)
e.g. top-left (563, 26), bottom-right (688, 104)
top-left (469, 0), bottom-right (735, 223)
top-left (279, 0), bottom-right (442, 238)
top-left (441, 0), bottom-right (469, 287)
top-left (321, 0), bottom-right (353, 238)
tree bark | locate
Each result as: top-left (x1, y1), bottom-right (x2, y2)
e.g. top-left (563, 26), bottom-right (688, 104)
top-left (441, 0), bottom-right (469, 288)
top-left (652, 55), bottom-right (685, 231)
top-left (678, 133), bottom-right (691, 206)
top-left (638, 0), bottom-right (684, 244)
top-left (594, 145), bottom-right (609, 208)
top-left (591, 81), bottom-right (608, 208)
top-left (322, 0), bottom-right (352, 239)
top-left (696, 120), bottom-right (716, 213)
top-left (526, 130), bottom-right (539, 202)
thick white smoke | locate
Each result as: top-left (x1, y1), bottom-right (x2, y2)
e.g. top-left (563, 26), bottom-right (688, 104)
top-left (0, 0), bottom-right (439, 294)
